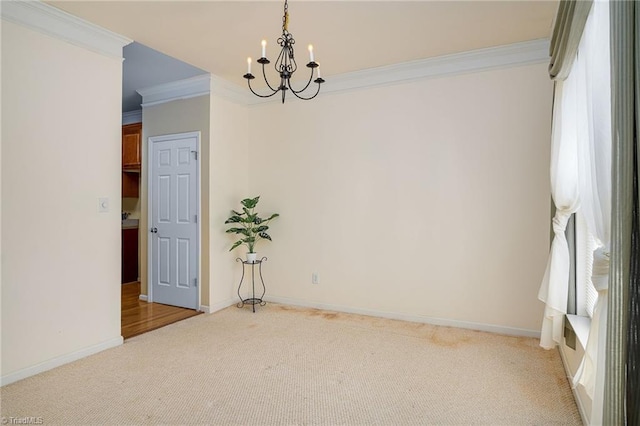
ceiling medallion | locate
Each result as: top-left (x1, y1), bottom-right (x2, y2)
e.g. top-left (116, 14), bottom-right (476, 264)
top-left (243, 0), bottom-right (324, 104)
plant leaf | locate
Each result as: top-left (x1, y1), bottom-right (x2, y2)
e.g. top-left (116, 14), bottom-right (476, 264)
top-left (255, 225), bottom-right (269, 233)
top-left (266, 213), bottom-right (280, 221)
top-left (241, 196), bottom-right (259, 209)
top-left (258, 232), bottom-right (272, 241)
top-left (229, 240), bottom-right (243, 251)
top-left (232, 210), bottom-right (245, 216)
top-left (225, 227), bottom-right (244, 234)
top-left (224, 216), bottom-right (242, 224)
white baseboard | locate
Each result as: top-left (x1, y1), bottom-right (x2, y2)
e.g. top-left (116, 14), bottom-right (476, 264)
top-left (1, 336), bottom-right (123, 387)
top-left (206, 298), bottom-right (237, 314)
top-left (139, 294), bottom-right (148, 302)
top-left (559, 343), bottom-right (590, 424)
top-left (264, 295), bottom-right (541, 338)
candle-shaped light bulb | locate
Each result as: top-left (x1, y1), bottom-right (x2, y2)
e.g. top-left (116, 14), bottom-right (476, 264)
top-left (308, 44), bottom-right (314, 62)
top-left (261, 40), bottom-right (267, 58)
top-left (317, 64), bottom-right (321, 78)
top-left (247, 57), bottom-right (252, 74)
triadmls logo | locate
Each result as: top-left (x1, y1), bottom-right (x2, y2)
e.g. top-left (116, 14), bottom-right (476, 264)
top-left (1, 417), bottom-right (44, 425)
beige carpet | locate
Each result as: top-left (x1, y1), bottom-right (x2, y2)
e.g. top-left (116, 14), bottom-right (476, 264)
top-left (1, 303), bottom-right (581, 425)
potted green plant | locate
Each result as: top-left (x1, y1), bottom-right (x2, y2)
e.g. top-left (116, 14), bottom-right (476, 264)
top-left (224, 196), bottom-right (279, 263)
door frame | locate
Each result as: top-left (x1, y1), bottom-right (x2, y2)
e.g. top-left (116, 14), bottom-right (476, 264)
top-left (147, 131), bottom-right (201, 310)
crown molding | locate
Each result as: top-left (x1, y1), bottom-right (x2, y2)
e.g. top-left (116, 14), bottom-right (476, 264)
top-left (210, 74), bottom-right (253, 105)
top-left (1, 0), bottom-right (131, 59)
top-left (323, 38), bottom-right (550, 95)
top-left (122, 110), bottom-right (142, 125)
top-left (138, 74), bottom-right (212, 108)
top-left (245, 38), bottom-right (550, 106)
top-left (137, 74), bottom-right (251, 108)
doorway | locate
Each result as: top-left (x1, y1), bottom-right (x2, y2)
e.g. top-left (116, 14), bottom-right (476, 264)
top-left (120, 43), bottom-right (208, 337)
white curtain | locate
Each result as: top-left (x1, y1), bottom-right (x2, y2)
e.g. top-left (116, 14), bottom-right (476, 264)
top-left (538, 76), bottom-right (581, 350)
top-left (571, 1), bottom-right (611, 424)
top-left (539, 0), bottom-right (611, 423)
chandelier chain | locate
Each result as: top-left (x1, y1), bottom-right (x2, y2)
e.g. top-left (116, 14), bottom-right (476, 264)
top-left (282, 0), bottom-right (289, 32)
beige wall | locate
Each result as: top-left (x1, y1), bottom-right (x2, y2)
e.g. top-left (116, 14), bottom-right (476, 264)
top-left (208, 94), bottom-right (249, 308)
top-left (140, 95), bottom-right (211, 306)
top-left (247, 63), bottom-right (553, 333)
top-left (1, 21), bottom-right (123, 378)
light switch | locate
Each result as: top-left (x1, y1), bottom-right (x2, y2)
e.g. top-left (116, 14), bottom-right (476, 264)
top-left (98, 197), bottom-right (109, 213)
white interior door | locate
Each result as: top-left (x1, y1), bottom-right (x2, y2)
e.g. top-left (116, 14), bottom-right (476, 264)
top-left (149, 132), bottom-right (199, 310)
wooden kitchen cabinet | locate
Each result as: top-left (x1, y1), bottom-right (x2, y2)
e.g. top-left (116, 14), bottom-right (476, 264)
top-left (122, 172), bottom-right (139, 198)
top-left (122, 227), bottom-right (139, 284)
top-left (122, 123), bottom-right (142, 171)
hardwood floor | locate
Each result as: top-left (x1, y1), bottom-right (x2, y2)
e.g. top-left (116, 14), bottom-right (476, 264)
top-left (121, 282), bottom-right (201, 339)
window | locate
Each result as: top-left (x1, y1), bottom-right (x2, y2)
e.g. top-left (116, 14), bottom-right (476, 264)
top-left (575, 211), bottom-right (598, 318)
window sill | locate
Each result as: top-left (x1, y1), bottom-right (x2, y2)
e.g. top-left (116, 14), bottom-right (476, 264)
top-left (566, 314), bottom-right (591, 349)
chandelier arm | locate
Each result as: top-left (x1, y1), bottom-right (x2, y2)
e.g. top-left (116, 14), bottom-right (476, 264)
top-left (288, 68), bottom-right (314, 94)
top-left (288, 81), bottom-right (322, 101)
top-left (261, 63), bottom-right (279, 93)
top-left (274, 46), bottom-right (287, 75)
top-left (247, 79), bottom-right (280, 98)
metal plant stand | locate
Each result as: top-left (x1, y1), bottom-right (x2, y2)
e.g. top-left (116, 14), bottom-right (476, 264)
top-left (236, 257), bottom-right (267, 313)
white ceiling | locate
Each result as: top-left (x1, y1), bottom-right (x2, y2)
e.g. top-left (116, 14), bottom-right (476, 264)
top-left (48, 1), bottom-right (558, 86)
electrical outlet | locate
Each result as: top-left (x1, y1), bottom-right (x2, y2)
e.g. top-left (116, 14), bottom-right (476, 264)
top-left (312, 272), bottom-right (320, 284)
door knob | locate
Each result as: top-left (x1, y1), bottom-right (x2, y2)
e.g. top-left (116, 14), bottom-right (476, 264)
top-left (150, 227), bottom-right (158, 233)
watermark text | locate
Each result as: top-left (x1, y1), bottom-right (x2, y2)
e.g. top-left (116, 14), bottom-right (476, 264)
top-left (1, 417), bottom-right (44, 425)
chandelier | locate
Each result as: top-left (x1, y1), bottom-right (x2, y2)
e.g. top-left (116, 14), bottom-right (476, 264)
top-left (243, 0), bottom-right (324, 104)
